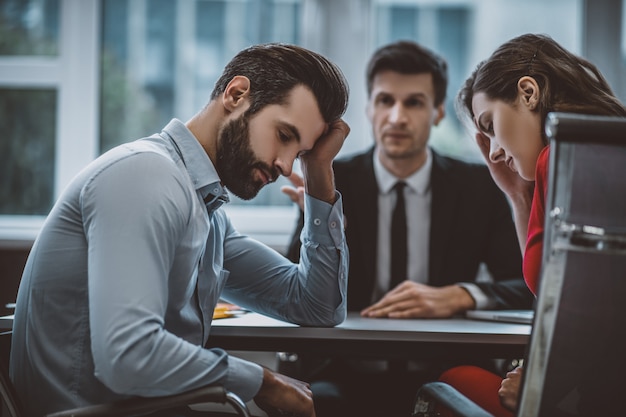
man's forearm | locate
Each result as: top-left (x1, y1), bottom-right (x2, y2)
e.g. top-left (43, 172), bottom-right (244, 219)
top-left (300, 161), bottom-right (336, 204)
top-left (298, 119), bottom-right (350, 205)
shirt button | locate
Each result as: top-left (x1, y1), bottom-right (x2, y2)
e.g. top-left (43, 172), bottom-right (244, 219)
top-left (313, 218), bottom-right (321, 226)
top-left (330, 221), bottom-right (337, 229)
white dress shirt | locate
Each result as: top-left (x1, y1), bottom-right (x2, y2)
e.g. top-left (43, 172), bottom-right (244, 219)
top-left (372, 148), bottom-right (432, 302)
top-left (371, 147), bottom-right (488, 307)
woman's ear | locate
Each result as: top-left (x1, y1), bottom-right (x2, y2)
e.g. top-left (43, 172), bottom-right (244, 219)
top-left (222, 75), bottom-right (251, 113)
top-left (517, 76), bottom-right (540, 110)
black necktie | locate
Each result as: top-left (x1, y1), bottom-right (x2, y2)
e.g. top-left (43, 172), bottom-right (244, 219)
top-left (390, 181), bottom-right (407, 290)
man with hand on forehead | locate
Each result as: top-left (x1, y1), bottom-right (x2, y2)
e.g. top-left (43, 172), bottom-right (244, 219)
top-left (11, 43), bottom-right (350, 417)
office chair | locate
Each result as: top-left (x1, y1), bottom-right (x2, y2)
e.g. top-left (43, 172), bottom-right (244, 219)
top-left (0, 331), bottom-right (252, 417)
top-left (412, 112), bottom-right (626, 417)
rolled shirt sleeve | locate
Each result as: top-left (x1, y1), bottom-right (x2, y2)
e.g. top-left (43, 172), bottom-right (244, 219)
top-left (302, 191), bottom-right (345, 248)
top-left (298, 191), bottom-right (349, 323)
top-left (221, 191), bottom-right (348, 327)
top-left (457, 282), bottom-right (496, 310)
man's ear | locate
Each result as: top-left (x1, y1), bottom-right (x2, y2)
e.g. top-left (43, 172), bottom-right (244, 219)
top-left (365, 101), bottom-right (374, 122)
top-left (517, 76), bottom-right (540, 110)
top-left (222, 75), bottom-right (251, 113)
top-left (433, 103), bottom-right (445, 126)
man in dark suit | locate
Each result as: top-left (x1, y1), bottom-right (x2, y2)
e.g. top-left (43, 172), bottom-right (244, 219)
top-left (282, 40), bottom-right (534, 417)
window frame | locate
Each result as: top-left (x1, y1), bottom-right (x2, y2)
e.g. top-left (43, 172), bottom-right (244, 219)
top-left (0, 0), bottom-right (299, 252)
top-left (0, 0), bottom-right (99, 244)
top-left (0, 0), bottom-right (622, 255)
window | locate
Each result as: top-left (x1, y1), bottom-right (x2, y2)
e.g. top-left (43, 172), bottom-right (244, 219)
top-left (372, 1), bottom-right (475, 160)
top-left (100, 0), bottom-right (302, 208)
top-left (2, 0), bottom-right (620, 254)
top-left (0, 0), bottom-right (59, 56)
top-left (0, 0), bottom-right (59, 217)
top-left (0, 88), bottom-right (56, 215)
top-left (0, 0), bottom-right (98, 241)
top-left (370, 0), bottom-right (584, 162)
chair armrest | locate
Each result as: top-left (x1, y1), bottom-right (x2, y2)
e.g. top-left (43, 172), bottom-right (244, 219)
top-left (412, 382), bottom-right (493, 417)
top-left (46, 385), bottom-right (251, 417)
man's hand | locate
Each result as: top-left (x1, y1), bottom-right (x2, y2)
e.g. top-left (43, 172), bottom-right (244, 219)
top-left (300, 119), bottom-right (350, 204)
top-left (360, 281), bottom-right (475, 318)
top-left (301, 119), bottom-right (350, 167)
top-left (281, 172), bottom-right (305, 212)
top-left (498, 366), bottom-right (523, 412)
top-left (254, 367), bottom-right (316, 417)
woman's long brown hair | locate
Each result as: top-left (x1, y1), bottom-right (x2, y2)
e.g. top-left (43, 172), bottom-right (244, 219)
top-left (457, 33), bottom-right (626, 142)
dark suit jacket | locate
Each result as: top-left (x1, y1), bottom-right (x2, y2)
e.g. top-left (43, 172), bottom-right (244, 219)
top-left (287, 146), bottom-right (534, 311)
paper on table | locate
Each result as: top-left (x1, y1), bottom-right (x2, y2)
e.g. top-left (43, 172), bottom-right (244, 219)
top-left (212, 303), bottom-right (249, 320)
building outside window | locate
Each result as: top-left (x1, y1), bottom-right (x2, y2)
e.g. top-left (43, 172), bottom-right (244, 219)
top-left (0, 0), bottom-right (59, 216)
top-left (100, 0), bottom-right (302, 207)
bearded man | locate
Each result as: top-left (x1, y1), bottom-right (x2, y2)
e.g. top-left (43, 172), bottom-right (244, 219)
top-left (10, 43), bottom-right (350, 417)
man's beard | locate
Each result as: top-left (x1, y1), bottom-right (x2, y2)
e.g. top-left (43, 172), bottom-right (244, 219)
top-left (215, 113), bottom-right (278, 200)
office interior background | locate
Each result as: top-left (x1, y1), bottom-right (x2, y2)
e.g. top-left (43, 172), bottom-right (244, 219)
top-left (1, 0), bottom-right (625, 256)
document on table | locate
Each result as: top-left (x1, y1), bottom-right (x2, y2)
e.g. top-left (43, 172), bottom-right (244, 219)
top-left (212, 303), bottom-right (250, 319)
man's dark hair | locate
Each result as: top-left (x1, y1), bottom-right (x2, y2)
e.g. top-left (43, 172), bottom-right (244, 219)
top-left (366, 40), bottom-right (448, 106)
top-left (211, 43), bottom-right (349, 123)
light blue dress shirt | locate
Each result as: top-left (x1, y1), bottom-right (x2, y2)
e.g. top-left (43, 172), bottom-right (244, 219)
top-left (10, 119), bottom-right (348, 417)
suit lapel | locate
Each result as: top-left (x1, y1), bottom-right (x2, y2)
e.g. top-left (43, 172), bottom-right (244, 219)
top-left (350, 148), bottom-right (379, 308)
top-left (429, 151), bottom-right (461, 285)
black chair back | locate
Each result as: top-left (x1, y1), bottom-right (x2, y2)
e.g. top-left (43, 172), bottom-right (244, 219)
top-left (519, 112), bottom-right (626, 417)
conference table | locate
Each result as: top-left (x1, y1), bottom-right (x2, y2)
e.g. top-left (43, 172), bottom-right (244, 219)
top-left (1, 311), bottom-right (531, 360)
top-left (207, 311), bottom-right (531, 360)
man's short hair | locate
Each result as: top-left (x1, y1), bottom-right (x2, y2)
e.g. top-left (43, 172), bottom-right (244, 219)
top-left (366, 40), bottom-right (448, 106)
top-left (211, 43), bottom-right (349, 123)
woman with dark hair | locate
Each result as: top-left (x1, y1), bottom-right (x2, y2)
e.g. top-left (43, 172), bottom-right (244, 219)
top-left (438, 33), bottom-right (626, 416)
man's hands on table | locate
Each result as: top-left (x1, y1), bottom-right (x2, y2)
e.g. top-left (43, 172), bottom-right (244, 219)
top-left (360, 281), bottom-right (475, 319)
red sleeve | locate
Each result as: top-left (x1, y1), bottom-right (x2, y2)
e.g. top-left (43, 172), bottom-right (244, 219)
top-left (522, 146), bottom-right (550, 295)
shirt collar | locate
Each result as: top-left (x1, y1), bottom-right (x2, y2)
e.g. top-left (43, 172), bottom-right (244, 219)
top-left (161, 119), bottom-right (230, 211)
top-left (373, 146), bottom-right (432, 195)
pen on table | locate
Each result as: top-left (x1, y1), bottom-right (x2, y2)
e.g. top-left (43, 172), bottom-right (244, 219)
top-left (213, 304), bottom-right (250, 319)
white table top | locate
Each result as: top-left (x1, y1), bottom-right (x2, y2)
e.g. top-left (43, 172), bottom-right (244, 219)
top-left (209, 311), bottom-right (531, 359)
top-left (211, 311), bottom-right (529, 338)
top-left (2, 311), bottom-right (531, 358)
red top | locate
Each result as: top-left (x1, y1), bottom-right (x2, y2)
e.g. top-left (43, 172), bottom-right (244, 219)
top-left (522, 146), bottom-right (550, 295)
